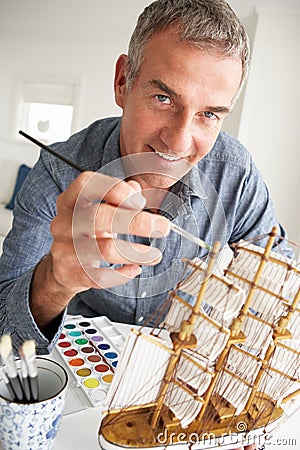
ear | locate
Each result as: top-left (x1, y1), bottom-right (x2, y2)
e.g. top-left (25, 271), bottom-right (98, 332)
top-left (114, 54), bottom-right (128, 109)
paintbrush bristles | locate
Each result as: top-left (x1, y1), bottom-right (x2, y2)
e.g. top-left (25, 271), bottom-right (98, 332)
top-left (0, 334), bottom-right (13, 359)
top-left (20, 340), bottom-right (36, 359)
top-left (21, 340), bottom-right (38, 381)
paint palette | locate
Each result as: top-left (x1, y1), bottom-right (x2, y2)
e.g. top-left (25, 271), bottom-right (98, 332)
top-left (54, 316), bottom-right (126, 409)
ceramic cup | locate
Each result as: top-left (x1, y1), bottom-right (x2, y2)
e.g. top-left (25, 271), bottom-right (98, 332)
top-left (0, 357), bottom-right (68, 450)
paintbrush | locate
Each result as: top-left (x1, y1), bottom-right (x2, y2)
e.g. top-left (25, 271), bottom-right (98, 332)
top-left (21, 340), bottom-right (39, 402)
top-left (19, 130), bottom-right (210, 250)
top-left (19, 341), bottom-right (34, 402)
top-left (19, 130), bottom-right (84, 172)
top-left (0, 334), bottom-right (25, 402)
top-left (0, 365), bottom-right (17, 400)
top-left (169, 223), bottom-right (210, 250)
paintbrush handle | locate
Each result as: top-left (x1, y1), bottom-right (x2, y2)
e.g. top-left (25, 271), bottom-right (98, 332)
top-left (25, 354), bottom-right (39, 401)
top-left (170, 223), bottom-right (210, 250)
top-left (0, 366), bottom-right (16, 400)
top-left (3, 355), bottom-right (24, 402)
top-left (22, 376), bottom-right (32, 402)
top-left (19, 130), bottom-right (84, 173)
top-left (29, 376), bottom-right (39, 402)
top-left (20, 360), bottom-right (32, 402)
top-left (7, 374), bottom-right (24, 402)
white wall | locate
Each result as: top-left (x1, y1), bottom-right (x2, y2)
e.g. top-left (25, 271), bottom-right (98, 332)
top-left (0, 0), bottom-right (149, 202)
top-left (238, 6), bottom-right (300, 245)
top-left (0, 34), bottom-right (122, 201)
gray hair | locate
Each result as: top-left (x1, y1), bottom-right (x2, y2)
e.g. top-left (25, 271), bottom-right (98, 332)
top-left (126, 0), bottom-right (250, 100)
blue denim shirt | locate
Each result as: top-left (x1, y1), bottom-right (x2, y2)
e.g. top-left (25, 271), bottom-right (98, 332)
top-left (0, 117), bottom-right (291, 353)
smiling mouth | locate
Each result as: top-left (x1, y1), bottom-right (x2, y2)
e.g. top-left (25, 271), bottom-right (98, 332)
top-left (154, 149), bottom-right (183, 161)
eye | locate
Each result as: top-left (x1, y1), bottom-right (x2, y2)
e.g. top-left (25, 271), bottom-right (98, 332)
top-left (203, 111), bottom-right (218, 120)
top-left (155, 94), bottom-right (171, 105)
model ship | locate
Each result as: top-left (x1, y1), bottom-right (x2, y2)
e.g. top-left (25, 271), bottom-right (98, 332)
top-left (99, 227), bottom-right (300, 450)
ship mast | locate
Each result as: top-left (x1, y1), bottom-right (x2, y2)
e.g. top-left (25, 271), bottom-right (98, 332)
top-left (150, 241), bottom-right (220, 429)
top-left (229, 226), bottom-right (278, 336)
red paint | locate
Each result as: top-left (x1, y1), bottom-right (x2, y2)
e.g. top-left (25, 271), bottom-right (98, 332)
top-left (58, 341), bottom-right (71, 348)
top-left (64, 349), bottom-right (78, 357)
top-left (94, 363), bottom-right (109, 373)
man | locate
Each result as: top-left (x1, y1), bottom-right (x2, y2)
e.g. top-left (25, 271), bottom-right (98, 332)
top-left (5, 1), bottom-right (291, 447)
top-left (0, 0), bottom-right (288, 370)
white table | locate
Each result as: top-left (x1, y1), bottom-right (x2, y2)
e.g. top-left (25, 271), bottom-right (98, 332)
top-left (1, 319), bottom-right (299, 450)
top-left (53, 403), bottom-right (300, 450)
top-left (53, 405), bottom-right (103, 449)
top-left (0, 400), bottom-right (298, 450)
top-left (53, 405), bottom-right (300, 450)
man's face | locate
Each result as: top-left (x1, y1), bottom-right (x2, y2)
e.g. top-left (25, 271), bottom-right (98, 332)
top-left (114, 26), bottom-right (242, 191)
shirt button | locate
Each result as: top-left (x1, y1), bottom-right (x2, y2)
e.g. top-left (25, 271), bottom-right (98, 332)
top-left (141, 291), bottom-right (147, 298)
top-left (138, 316), bottom-right (144, 323)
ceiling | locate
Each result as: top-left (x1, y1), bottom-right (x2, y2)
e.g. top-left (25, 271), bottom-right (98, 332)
top-left (1, 0), bottom-right (299, 40)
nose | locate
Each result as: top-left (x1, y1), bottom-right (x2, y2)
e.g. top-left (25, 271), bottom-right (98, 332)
top-left (159, 114), bottom-right (194, 155)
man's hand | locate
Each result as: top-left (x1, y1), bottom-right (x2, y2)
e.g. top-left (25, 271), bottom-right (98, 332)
top-left (30, 172), bottom-right (170, 329)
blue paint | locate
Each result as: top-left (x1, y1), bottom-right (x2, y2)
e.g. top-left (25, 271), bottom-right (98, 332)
top-left (98, 343), bottom-right (110, 351)
top-left (104, 351), bottom-right (118, 359)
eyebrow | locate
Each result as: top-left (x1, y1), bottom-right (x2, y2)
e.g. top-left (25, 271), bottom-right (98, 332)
top-left (148, 79), bottom-right (231, 115)
top-left (208, 105), bottom-right (232, 115)
top-left (149, 79), bottom-right (178, 99)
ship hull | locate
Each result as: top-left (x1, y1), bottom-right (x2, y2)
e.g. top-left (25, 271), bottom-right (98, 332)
top-left (99, 424), bottom-right (272, 450)
top-left (99, 397), bottom-right (284, 450)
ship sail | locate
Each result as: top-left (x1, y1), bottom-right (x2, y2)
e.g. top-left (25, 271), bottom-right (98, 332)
top-left (162, 258), bottom-right (245, 362)
top-left (214, 346), bottom-right (262, 414)
top-left (237, 314), bottom-right (274, 357)
top-left (259, 330), bottom-right (300, 401)
top-left (164, 350), bottom-right (214, 428)
top-left (106, 322), bottom-right (215, 428)
top-left (163, 295), bottom-right (230, 361)
top-left (107, 331), bottom-right (172, 410)
top-left (178, 260), bottom-right (245, 324)
top-left (225, 241), bottom-right (298, 304)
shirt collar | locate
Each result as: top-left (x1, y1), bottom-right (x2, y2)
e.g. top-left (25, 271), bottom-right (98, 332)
top-left (98, 119), bottom-right (125, 179)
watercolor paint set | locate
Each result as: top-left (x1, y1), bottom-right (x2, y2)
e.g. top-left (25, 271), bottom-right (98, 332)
top-left (54, 315), bottom-right (126, 412)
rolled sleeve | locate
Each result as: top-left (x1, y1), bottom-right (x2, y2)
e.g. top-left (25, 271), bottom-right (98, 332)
top-left (0, 266), bottom-right (67, 354)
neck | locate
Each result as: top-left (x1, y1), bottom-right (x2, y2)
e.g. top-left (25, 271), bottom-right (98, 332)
top-left (141, 187), bottom-right (168, 213)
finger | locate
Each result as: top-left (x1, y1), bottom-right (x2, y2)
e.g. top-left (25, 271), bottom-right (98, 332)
top-left (74, 236), bottom-right (162, 267)
top-left (97, 204), bottom-right (170, 237)
top-left (85, 265), bottom-right (143, 289)
top-left (50, 240), bottom-right (143, 292)
top-left (72, 203), bottom-right (170, 238)
top-left (127, 179), bottom-right (143, 193)
top-left (62, 172), bottom-right (146, 210)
